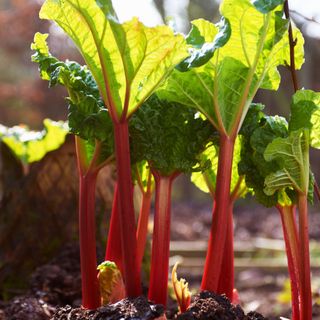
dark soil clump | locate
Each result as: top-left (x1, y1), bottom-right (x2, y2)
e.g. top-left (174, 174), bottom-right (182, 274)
top-left (176, 291), bottom-right (266, 320)
top-left (2, 296), bottom-right (55, 320)
top-left (52, 296), bottom-right (164, 320)
top-left (30, 244), bottom-right (82, 307)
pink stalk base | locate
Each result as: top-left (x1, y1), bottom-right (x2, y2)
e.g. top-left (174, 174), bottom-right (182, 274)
top-left (277, 205), bottom-right (300, 320)
top-left (148, 172), bottom-right (178, 306)
top-left (105, 182), bottom-right (124, 274)
top-left (201, 135), bottom-right (235, 292)
top-left (79, 172), bottom-right (101, 309)
top-left (113, 121), bottom-right (141, 297)
top-left (136, 191), bottom-right (153, 271)
top-left (217, 202), bottom-right (234, 300)
top-left (298, 194), bottom-right (312, 320)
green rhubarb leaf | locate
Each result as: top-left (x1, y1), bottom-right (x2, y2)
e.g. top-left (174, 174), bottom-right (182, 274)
top-left (252, 0), bottom-right (285, 14)
top-left (130, 94), bottom-right (216, 176)
top-left (264, 130), bottom-right (310, 195)
top-left (32, 32), bottom-right (114, 167)
top-left (39, 0), bottom-right (188, 120)
top-left (177, 17), bottom-right (231, 71)
top-left (132, 160), bottom-right (154, 194)
top-left (289, 89), bottom-right (320, 149)
top-left (239, 105), bottom-right (289, 207)
top-left (191, 136), bottom-right (249, 198)
top-left (185, 23), bottom-right (205, 48)
top-left (190, 144), bottom-right (217, 197)
top-left (159, 0), bottom-right (303, 136)
top-left (220, 0), bottom-right (303, 90)
top-left (0, 119), bottom-right (68, 164)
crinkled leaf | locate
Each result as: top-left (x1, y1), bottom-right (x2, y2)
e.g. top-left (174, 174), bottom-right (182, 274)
top-left (239, 105), bottom-right (289, 207)
top-left (264, 130), bottom-right (310, 195)
top-left (130, 95), bottom-right (216, 176)
top-left (32, 33), bottom-right (114, 168)
top-left (0, 119), bottom-right (68, 164)
top-left (177, 18), bottom-right (231, 71)
top-left (252, 0), bottom-right (285, 14)
top-left (289, 89), bottom-right (320, 149)
top-left (239, 103), bottom-right (265, 136)
top-left (39, 0), bottom-right (188, 119)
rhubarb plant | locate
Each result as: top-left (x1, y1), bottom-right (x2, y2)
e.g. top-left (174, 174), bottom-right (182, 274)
top-left (239, 104), bottom-right (300, 319)
top-left (37, 0), bottom-right (188, 302)
top-left (239, 91), bottom-right (320, 320)
top-left (265, 90), bottom-right (320, 320)
top-left (32, 32), bottom-right (114, 309)
top-left (158, 0), bottom-right (304, 297)
top-left (130, 94), bottom-right (215, 306)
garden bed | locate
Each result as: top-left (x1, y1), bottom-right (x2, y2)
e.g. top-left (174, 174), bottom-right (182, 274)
top-left (1, 206), bottom-right (320, 319)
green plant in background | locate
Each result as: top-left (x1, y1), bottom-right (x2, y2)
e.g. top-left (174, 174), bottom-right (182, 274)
top-left (157, 0), bottom-right (304, 300)
top-left (0, 119), bottom-right (68, 166)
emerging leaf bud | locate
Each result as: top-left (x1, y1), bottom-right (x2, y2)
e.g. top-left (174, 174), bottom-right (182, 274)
top-left (97, 261), bottom-right (126, 305)
top-left (171, 262), bottom-right (191, 313)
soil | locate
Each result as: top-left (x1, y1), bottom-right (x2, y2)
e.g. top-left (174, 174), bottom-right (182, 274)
top-left (51, 296), bottom-right (164, 320)
top-left (0, 296), bottom-right (55, 320)
top-left (0, 244), bottom-right (269, 320)
top-left (176, 291), bottom-right (264, 320)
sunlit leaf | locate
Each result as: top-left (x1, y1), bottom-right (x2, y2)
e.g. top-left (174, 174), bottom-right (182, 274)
top-left (132, 160), bottom-right (154, 194)
top-left (159, 0), bottom-right (303, 136)
top-left (39, 0), bottom-right (188, 120)
top-left (289, 89), bottom-right (320, 149)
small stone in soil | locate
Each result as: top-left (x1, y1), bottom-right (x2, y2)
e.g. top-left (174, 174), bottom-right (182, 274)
top-left (52, 296), bottom-right (164, 320)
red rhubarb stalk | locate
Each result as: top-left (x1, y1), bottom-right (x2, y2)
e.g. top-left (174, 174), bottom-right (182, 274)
top-left (297, 194), bottom-right (312, 320)
top-left (136, 174), bottom-right (153, 270)
top-left (217, 202), bottom-right (234, 300)
top-left (277, 205), bottom-right (300, 320)
top-left (75, 137), bottom-right (101, 309)
top-left (201, 134), bottom-right (235, 292)
top-left (148, 171), bottom-right (179, 306)
top-left (113, 121), bottom-right (141, 297)
top-left (105, 182), bottom-right (124, 274)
